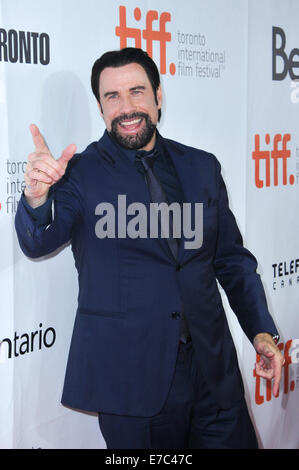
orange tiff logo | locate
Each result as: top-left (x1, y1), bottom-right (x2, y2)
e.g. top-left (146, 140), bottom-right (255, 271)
top-left (115, 5), bottom-right (176, 75)
top-left (253, 339), bottom-right (299, 405)
top-left (252, 133), bottom-right (295, 188)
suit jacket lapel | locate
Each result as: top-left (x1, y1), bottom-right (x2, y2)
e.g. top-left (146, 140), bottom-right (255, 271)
top-left (158, 135), bottom-right (203, 264)
top-left (96, 131), bottom-right (151, 207)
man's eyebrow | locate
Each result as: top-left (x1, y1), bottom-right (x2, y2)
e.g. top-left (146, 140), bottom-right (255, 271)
top-left (103, 86), bottom-right (145, 99)
top-left (103, 90), bottom-right (118, 98)
top-left (129, 85), bottom-right (146, 92)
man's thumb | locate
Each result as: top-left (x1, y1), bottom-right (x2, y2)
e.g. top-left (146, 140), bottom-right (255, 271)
top-left (58, 144), bottom-right (77, 167)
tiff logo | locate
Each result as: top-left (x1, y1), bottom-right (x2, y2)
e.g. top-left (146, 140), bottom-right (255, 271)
top-left (252, 133), bottom-right (295, 188)
top-left (115, 5), bottom-right (176, 75)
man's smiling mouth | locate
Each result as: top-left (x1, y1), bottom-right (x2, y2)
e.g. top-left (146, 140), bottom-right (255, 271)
top-left (120, 118), bottom-right (142, 127)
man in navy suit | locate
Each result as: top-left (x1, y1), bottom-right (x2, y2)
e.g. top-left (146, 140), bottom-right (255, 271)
top-left (15, 48), bottom-right (284, 449)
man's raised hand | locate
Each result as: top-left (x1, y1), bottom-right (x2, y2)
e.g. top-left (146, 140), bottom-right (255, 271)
top-left (24, 124), bottom-right (76, 208)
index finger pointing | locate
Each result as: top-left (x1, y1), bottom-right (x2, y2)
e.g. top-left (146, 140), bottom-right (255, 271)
top-left (29, 124), bottom-right (50, 154)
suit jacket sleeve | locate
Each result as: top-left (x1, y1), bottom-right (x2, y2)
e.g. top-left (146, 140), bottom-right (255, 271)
top-left (212, 158), bottom-right (279, 343)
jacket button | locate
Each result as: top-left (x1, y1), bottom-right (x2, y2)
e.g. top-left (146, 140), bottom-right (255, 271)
top-left (171, 311), bottom-right (181, 319)
top-left (26, 228), bottom-right (32, 238)
top-left (176, 264), bottom-right (182, 272)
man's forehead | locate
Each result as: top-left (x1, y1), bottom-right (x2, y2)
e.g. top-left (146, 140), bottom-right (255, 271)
top-left (99, 63), bottom-right (150, 91)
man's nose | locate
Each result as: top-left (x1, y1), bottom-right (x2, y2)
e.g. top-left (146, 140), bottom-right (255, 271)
top-left (119, 94), bottom-right (135, 115)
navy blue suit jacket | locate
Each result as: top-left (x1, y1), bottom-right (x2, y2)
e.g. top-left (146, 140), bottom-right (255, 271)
top-left (15, 130), bottom-right (278, 416)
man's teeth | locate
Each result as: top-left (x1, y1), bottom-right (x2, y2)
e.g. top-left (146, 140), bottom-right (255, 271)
top-left (120, 118), bottom-right (141, 126)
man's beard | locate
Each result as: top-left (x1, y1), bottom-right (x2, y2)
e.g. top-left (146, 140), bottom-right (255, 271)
top-left (110, 112), bottom-right (156, 150)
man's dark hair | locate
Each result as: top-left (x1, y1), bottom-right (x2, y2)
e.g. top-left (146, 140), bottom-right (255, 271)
top-left (91, 47), bottom-right (162, 121)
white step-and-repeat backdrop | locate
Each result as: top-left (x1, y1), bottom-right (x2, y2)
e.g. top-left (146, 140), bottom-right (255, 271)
top-left (0, 0), bottom-right (298, 449)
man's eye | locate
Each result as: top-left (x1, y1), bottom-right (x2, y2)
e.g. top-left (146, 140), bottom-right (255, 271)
top-left (108, 94), bottom-right (118, 100)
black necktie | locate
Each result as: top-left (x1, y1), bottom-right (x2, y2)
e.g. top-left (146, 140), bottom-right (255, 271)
top-left (136, 150), bottom-right (178, 259)
top-left (136, 150), bottom-right (191, 343)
